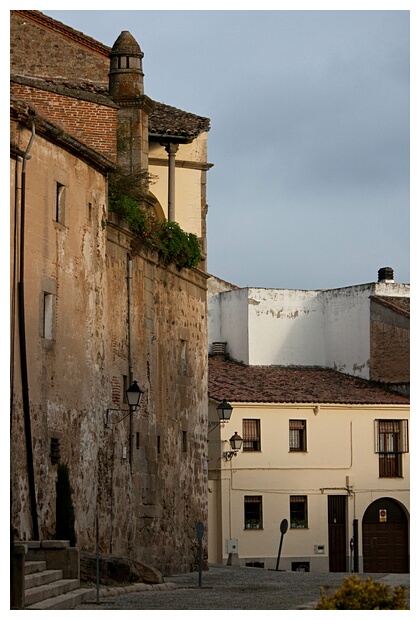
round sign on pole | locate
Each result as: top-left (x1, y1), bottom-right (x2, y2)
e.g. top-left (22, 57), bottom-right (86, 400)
top-left (280, 519), bottom-right (288, 534)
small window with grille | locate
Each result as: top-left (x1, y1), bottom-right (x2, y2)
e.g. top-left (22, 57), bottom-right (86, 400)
top-left (289, 420), bottom-right (307, 452)
top-left (375, 419), bottom-right (408, 478)
top-left (242, 419), bottom-right (261, 451)
top-left (244, 495), bottom-right (263, 529)
top-left (290, 495), bottom-right (308, 528)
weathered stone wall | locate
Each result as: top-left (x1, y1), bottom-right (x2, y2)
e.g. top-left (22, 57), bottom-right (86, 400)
top-left (11, 122), bottom-right (209, 575)
top-left (11, 10), bottom-right (110, 83)
top-left (103, 221), bottom-right (208, 574)
top-left (11, 9), bottom-right (210, 576)
top-left (10, 123), bottom-right (109, 547)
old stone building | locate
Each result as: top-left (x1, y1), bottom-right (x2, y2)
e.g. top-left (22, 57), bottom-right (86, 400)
top-left (10, 10), bottom-right (211, 575)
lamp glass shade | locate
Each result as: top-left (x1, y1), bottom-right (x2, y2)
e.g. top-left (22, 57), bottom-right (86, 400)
top-left (229, 432), bottom-right (243, 451)
top-left (217, 399), bottom-right (233, 421)
top-left (126, 380), bottom-right (144, 407)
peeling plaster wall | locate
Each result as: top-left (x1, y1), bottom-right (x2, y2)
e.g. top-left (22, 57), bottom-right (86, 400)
top-left (209, 282), bottom-right (409, 380)
top-left (11, 123), bottom-right (209, 576)
top-left (11, 125), bottom-right (109, 545)
top-left (322, 286), bottom-right (372, 379)
top-left (247, 288), bottom-right (323, 366)
top-left (218, 289), bottom-right (250, 364)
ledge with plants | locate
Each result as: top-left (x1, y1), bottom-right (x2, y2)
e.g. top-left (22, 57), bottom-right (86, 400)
top-left (107, 167), bottom-right (202, 271)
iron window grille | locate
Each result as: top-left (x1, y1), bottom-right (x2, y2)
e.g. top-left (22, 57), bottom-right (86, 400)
top-left (290, 495), bottom-right (308, 528)
top-left (289, 419), bottom-right (307, 452)
top-left (242, 419), bottom-right (261, 451)
top-left (244, 495), bottom-right (263, 529)
top-left (374, 419), bottom-right (408, 478)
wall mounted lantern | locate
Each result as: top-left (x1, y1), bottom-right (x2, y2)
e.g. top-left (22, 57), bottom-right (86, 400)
top-left (209, 399), bottom-right (234, 432)
top-left (126, 380), bottom-right (144, 408)
top-left (223, 431), bottom-right (243, 461)
top-left (106, 380), bottom-right (145, 426)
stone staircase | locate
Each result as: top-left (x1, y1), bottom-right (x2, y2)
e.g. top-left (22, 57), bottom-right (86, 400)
top-left (12, 540), bottom-right (96, 610)
top-left (24, 559), bottom-right (96, 609)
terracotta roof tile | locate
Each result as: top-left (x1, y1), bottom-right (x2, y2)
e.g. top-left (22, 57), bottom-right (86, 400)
top-left (148, 101), bottom-right (210, 139)
top-left (208, 358), bottom-right (409, 405)
top-left (11, 75), bottom-right (210, 139)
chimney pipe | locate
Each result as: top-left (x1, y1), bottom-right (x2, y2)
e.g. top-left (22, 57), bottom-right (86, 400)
top-left (378, 267), bottom-right (394, 283)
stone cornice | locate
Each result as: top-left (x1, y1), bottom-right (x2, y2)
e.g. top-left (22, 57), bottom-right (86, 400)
top-left (149, 157), bottom-right (213, 171)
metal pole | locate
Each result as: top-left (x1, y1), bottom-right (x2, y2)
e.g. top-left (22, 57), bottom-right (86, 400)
top-left (353, 519), bottom-right (359, 573)
top-left (96, 513), bottom-right (99, 604)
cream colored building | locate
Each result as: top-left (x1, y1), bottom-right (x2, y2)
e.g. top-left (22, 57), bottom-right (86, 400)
top-left (208, 359), bottom-right (409, 574)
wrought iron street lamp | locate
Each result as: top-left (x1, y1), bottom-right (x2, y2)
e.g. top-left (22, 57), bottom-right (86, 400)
top-left (223, 431), bottom-right (243, 461)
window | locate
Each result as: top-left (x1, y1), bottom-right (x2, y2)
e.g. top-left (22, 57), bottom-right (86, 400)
top-left (242, 419), bottom-right (261, 451)
top-left (55, 182), bottom-right (65, 224)
top-left (43, 292), bottom-right (54, 340)
top-left (289, 420), bottom-right (307, 452)
top-left (182, 430), bottom-right (188, 452)
top-left (244, 496), bottom-right (263, 529)
top-left (375, 419), bottom-right (408, 478)
top-left (290, 495), bottom-right (308, 528)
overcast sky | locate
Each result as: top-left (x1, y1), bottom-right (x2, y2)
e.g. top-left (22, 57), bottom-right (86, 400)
top-left (30, 7), bottom-right (411, 289)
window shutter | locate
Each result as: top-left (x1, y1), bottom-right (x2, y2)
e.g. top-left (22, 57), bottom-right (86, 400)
top-left (374, 419), bottom-right (379, 453)
top-left (400, 419), bottom-right (409, 453)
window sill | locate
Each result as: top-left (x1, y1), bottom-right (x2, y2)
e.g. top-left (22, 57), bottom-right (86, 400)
top-left (244, 527), bottom-right (263, 531)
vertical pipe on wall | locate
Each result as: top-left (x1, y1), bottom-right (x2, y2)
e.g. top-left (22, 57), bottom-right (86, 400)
top-left (127, 256), bottom-right (133, 469)
top-left (18, 123), bottom-right (39, 540)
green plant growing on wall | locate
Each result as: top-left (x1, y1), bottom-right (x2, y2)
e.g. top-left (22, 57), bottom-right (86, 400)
top-left (316, 575), bottom-right (408, 610)
top-left (157, 221), bottom-right (202, 270)
top-left (56, 463), bottom-right (77, 547)
top-left (108, 167), bottom-right (202, 270)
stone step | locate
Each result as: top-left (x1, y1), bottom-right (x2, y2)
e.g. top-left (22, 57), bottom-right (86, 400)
top-left (25, 578), bottom-right (80, 607)
top-left (25, 568), bottom-right (63, 589)
top-left (26, 587), bottom-right (97, 610)
top-left (25, 560), bottom-right (47, 575)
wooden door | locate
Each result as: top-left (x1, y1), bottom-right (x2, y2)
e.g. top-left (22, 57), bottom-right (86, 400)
top-left (328, 495), bottom-right (347, 572)
top-left (362, 498), bottom-right (409, 573)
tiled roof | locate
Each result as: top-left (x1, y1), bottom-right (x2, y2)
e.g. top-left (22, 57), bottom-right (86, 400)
top-left (148, 101), bottom-right (210, 139)
top-left (208, 358), bottom-right (409, 405)
top-left (11, 75), bottom-right (210, 139)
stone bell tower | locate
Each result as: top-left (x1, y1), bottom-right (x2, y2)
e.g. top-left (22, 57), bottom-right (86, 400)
top-left (109, 30), bottom-right (154, 175)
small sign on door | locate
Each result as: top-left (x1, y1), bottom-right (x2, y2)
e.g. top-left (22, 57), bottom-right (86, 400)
top-left (379, 509), bottom-right (387, 522)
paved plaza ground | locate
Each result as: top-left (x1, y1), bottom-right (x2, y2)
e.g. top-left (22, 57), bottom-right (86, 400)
top-left (75, 564), bottom-right (410, 610)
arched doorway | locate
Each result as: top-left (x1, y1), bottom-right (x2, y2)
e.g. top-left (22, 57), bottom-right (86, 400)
top-left (362, 498), bottom-right (409, 573)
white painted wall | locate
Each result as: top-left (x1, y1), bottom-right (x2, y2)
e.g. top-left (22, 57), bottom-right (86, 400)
top-left (219, 289), bottom-right (250, 364)
top-left (247, 288), bottom-right (324, 366)
top-left (208, 278), bottom-right (410, 379)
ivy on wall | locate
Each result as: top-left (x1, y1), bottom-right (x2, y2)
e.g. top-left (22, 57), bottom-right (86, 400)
top-left (108, 168), bottom-right (202, 270)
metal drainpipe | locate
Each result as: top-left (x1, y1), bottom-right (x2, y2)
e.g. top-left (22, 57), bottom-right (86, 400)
top-left (127, 256), bottom-right (133, 469)
top-left (18, 123), bottom-right (39, 540)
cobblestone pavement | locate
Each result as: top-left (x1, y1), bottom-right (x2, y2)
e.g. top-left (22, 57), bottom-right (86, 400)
top-left (75, 564), bottom-right (410, 610)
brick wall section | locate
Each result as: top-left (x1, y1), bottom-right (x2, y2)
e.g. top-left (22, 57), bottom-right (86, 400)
top-left (370, 299), bottom-right (410, 384)
top-left (11, 11), bottom-right (110, 83)
top-left (11, 83), bottom-right (117, 162)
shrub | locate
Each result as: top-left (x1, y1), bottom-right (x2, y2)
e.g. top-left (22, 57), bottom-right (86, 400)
top-left (56, 463), bottom-right (77, 547)
top-left (157, 221), bottom-right (202, 270)
top-left (316, 575), bottom-right (408, 610)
